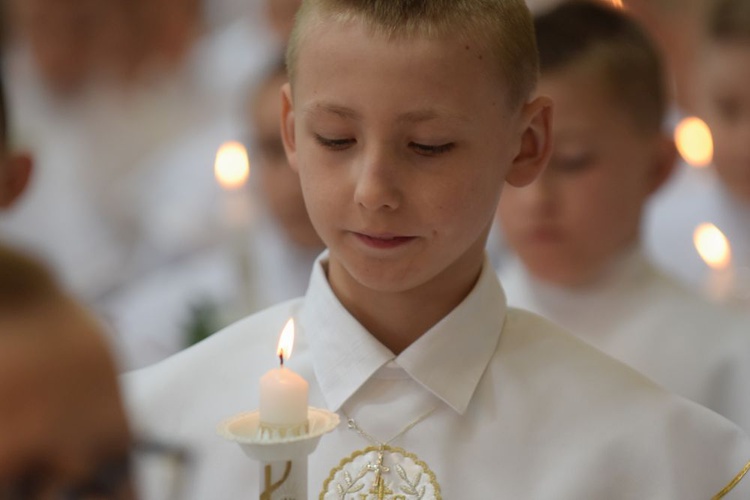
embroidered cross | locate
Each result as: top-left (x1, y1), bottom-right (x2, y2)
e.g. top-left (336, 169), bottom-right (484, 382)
top-left (366, 446), bottom-right (392, 499)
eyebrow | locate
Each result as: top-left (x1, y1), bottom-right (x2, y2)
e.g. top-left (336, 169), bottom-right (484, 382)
top-left (305, 102), bottom-right (361, 120)
top-left (304, 102), bottom-right (468, 124)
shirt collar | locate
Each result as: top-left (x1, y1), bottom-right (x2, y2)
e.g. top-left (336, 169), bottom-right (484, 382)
top-left (298, 252), bottom-right (507, 415)
top-left (395, 259), bottom-right (506, 414)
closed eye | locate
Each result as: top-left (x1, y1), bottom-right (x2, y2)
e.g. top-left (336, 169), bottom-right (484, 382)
top-left (314, 134), bottom-right (355, 150)
top-left (409, 142), bottom-right (455, 156)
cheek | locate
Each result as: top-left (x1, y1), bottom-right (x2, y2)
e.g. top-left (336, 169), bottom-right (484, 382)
top-left (560, 176), bottom-right (628, 234)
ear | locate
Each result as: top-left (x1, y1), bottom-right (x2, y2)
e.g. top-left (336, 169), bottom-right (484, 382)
top-left (646, 134), bottom-right (677, 196)
top-left (280, 82), bottom-right (298, 173)
top-left (505, 95), bottom-right (554, 188)
top-left (0, 153), bottom-right (33, 209)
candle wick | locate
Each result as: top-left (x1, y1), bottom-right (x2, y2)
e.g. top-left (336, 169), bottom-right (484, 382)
top-left (279, 352), bottom-right (284, 367)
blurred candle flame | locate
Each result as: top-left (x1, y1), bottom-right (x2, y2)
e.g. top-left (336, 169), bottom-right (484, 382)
top-left (675, 117), bottom-right (714, 167)
top-left (277, 318), bottom-right (296, 364)
top-left (611, 0), bottom-right (624, 8)
top-left (694, 223), bottom-right (732, 270)
top-left (214, 141), bottom-right (250, 190)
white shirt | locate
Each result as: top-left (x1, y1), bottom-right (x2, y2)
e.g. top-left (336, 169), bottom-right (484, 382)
top-left (124, 254), bottom-right (750, 499)
top-left (645, 163), bottom-right (750, 306)
top-left (501, 249), bottom-right (750, 434)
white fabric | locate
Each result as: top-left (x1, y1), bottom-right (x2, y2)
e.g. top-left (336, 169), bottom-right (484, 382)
top-left (501, 249), bottom-right (750, 434)
top-left (645, 163), bottom-right (750, 306)
top-left (102, 213), bottom-right (320, 371)
top-left (125, 254), bottom-right (750, 499)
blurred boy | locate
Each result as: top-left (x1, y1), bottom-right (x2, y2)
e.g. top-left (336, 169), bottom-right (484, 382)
top-left (125, 1), bottom-right (750, 498)
top-left (246, 59), bottom-right (324, 307)
top-left (498, 0), bottom-right (750, 435)
top-left (645, 0), bottom-right (750, 303)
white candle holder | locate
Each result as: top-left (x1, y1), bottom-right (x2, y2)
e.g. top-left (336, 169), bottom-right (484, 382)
top-left (218, 407), bottom-right (340, 499)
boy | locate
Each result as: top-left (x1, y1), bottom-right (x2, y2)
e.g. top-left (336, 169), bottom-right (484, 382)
top-left (498, 0), bottom-right (750, 436)
top-left (125, 1), bottom-right (750, 498)
top-left (645, 0), bottom-right (750, 303)
top-left (245, 58), bottom-right (324, 307)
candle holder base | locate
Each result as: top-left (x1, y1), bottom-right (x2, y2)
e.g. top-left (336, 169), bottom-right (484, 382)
top-left (217, 407), bottom-right (339, 462)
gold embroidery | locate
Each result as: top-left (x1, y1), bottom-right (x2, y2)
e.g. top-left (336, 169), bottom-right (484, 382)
top-left (320, 445), bottom-right (441, 500)
top-left (712, 460), bottom-right (750, 499)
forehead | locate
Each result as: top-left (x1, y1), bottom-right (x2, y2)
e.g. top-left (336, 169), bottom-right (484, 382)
top-left (293, 17), bottom-right (513, 120)
top-left (539, 64), bottom-right (628, 133)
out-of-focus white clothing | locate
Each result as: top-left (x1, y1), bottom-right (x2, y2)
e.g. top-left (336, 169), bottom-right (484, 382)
top-left (501, 248), bottom-right (750, 433)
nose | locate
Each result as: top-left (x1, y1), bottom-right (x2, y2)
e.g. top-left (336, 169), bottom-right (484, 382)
top-left (353, 145), bottom-right (402, 212)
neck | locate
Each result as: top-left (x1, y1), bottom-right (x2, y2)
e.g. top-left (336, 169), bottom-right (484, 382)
top-left (328, 251), bottom-right (485, 355)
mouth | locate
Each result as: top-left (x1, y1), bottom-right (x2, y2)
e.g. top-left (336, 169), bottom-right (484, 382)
top-left (353, 232), bottom-right (417, 249)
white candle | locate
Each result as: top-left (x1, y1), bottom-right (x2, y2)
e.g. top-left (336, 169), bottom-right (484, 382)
top-left (214, 141), bottom-right (252, 231)
top-left (259, 319), bottom-right (309, 433)
top-left (694, 223), bottom-right (734, 304)
top-left (214, 141), bottom-right (257, 314)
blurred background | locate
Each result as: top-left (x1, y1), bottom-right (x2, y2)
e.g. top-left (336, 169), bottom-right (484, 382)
top-left (0, 0), bottom-right (747, 373)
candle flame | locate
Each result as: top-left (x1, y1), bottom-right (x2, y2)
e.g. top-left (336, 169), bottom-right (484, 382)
top-left (277, 318), bottom-right (295, 364)
top-left (214, 141), bottom-right (250, 190)
top-left (675, 117), bottom-right (713, 168)
top-left (610, 0), bottom-right (624, 8)
top-left (694, 223), bottom-right (732, 270)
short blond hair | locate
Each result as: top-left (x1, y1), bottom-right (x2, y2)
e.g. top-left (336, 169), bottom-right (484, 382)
top-left (286, 0), bottom-right (538, 108)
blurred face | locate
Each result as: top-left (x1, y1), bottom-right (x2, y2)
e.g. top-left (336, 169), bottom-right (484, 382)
top-left (250, 73), bottom-right (322, 249)
top-left (697, 42), bottom-right (750, 203)
top-left (282, 18), bottom-right (550, 298)
top-left (499, 63), bottom-right (671, 287)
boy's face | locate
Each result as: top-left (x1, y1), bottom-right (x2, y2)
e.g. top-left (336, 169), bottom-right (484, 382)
top-left (499, 64), bottom-right (673, 286)
top-left (282, 18), bottom-right (550, 296)
top-left (697, 42), bottom-right (750, 203)
top-left (249, 73), bottom-right (322, 249)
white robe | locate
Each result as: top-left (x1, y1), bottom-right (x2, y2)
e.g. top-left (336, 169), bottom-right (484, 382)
top-left (644, 163), bottom-right (750, 307)
top-left (104, 214), bottom-right (321, 372)
top-left (124, 254), bottom-right (750, 499)
top-left (500, 249), bottom-right (750, 434)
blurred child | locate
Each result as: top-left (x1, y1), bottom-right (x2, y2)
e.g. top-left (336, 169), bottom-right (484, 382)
top-left (645, 0), bottom-right (750, 303)
top-left (94, 60), bottom-right (323, 371)
top-left (498, 0), bottom-right (750, 434)
top-left (246, 58), bottom-right (325, 306)
top-left (125, 1), bottom-right (750, 498)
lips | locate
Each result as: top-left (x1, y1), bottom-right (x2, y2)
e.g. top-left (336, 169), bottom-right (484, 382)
top-left (353, 232), bottom-right (416, 249)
